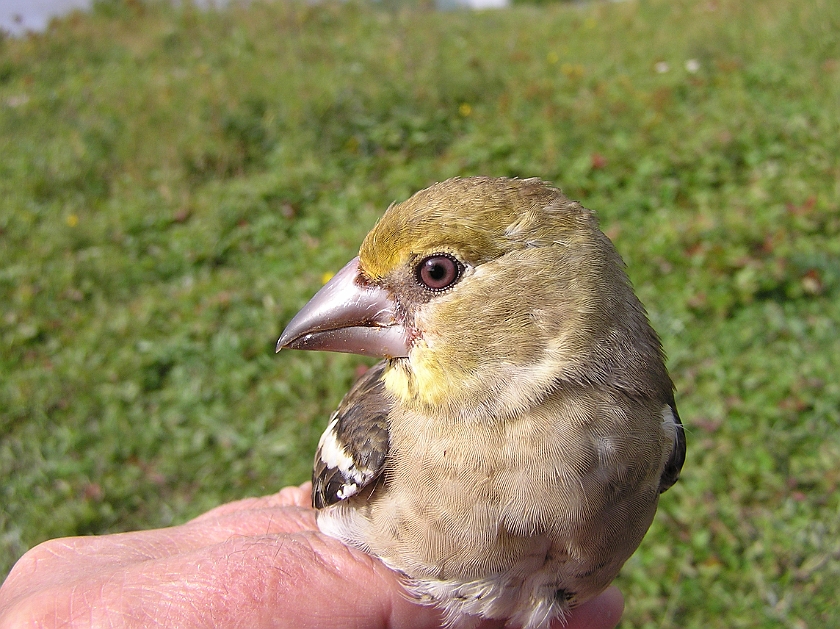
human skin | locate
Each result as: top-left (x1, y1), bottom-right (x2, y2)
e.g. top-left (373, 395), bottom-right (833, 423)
top-left (0, 483), bottom-right (624, 629)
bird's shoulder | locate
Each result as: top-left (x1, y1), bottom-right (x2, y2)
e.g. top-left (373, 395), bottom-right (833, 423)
top-left (312, 360), bottom-right (391, 509)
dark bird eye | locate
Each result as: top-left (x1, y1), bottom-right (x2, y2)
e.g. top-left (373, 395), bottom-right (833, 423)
top-left (416, 254), bottom-right (463, 291)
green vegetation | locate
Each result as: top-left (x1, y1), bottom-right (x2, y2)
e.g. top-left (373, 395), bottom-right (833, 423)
top-left (1, 0), bottom-right (838, 625)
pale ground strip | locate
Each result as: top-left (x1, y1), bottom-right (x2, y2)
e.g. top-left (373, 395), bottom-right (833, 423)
top-left (0, 0), bottom-right (517, 36)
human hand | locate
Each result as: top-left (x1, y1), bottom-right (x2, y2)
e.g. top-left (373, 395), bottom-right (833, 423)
top-left (0, 483), bottom-right (623, 629)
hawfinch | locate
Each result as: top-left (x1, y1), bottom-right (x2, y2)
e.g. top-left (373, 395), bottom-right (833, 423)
top-left (277, 176), bottom-right (685, 628)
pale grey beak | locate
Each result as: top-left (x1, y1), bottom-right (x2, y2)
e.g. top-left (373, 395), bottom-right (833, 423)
top-left (276, 257), bottom-right (410, 358)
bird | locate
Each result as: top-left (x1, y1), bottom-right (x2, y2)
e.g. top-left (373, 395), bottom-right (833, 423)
top-left (276, 176), bottom-right (685, 629)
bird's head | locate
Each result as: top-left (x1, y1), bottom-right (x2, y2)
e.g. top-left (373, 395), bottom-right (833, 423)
top-left (278, 177), bottom-right (669, 420)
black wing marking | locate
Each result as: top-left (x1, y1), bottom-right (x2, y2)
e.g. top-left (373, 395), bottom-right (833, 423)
top-left (312, 360), bottom-right (392, 509)
top-left (658, 395), bottom-right (686, 494)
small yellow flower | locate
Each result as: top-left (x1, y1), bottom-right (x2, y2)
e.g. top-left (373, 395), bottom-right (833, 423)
top-left (345, 136), bottom-right (360, 153)
top-left (458, 103), bottom-right (472, 117)
top-left (66, 214), bottom-right (79, 227)
top-left (322, 271), bottom-right (335, 285)
top-left (560, 63), bottom-right (584, 79)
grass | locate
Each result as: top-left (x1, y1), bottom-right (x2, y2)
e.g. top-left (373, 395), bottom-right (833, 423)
top-left (1, 0), bottom-right (839, 626)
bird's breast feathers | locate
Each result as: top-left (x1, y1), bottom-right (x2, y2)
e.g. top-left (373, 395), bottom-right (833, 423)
top-left (315, 389), bottom-right (674, 626)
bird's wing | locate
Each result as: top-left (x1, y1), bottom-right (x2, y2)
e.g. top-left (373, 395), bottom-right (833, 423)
top-left (312, 360), bottom-right (391, 509)
top-left (658, 396), bottom-right (686, 493)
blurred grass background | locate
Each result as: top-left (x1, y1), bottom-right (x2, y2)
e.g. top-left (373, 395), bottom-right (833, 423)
top-left (1, 0), bottom-right (838, 626)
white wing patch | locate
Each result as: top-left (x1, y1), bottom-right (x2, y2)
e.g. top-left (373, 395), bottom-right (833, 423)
top-left (316, 416), bottom-right (367, 498)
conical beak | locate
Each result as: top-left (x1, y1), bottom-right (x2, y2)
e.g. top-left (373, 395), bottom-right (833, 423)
top-left (276, 257), bottom-right (410, 358)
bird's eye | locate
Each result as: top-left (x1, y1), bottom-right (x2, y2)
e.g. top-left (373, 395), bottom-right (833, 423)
top-left (416, 254), bottom-right (463, 291)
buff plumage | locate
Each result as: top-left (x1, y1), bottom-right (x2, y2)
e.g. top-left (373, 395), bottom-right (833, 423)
top-left (277, 177), bottom-right (685, 629)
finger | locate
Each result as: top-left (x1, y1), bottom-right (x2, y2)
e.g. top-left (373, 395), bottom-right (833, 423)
top-left (561, 586), bottom-right (624, 629)
top-left (1, 499), bottom-right (317, 608)
top-left (2, 529), bottom-right (445, 629)
top-left (0, 532), bottom-right (189, 607)
top-left (190, 483), bottom-right (314, 524)
top-left (185, 503), bottom-right (317, 539)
